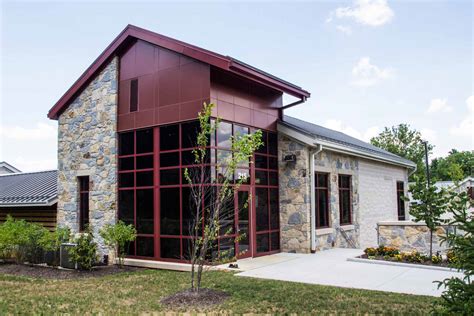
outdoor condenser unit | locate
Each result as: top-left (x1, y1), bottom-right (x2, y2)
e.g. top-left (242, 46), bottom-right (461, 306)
top-left (60, 243), bottom-right (76, 269)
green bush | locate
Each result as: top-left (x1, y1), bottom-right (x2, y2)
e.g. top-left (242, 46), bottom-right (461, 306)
top-left (0, 216), bottom-right (49, 263)
top-left (100, 221), bottom-right (136, 267)
top-left (38, 227), bottom-right (71, 266)
top-left (68, 229), bottom-right (98, 271)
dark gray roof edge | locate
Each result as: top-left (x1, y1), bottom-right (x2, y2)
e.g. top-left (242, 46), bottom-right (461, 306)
top-left (279, 116), bottom-right (416, 168)
top-left (0, 161), bottom-right (22, 173)
top-left (0, 169), bottom-right (57, 178)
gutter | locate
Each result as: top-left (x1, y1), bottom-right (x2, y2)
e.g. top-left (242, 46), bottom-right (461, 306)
top-left (0, 198), bottom-right (58, 208)
top-left (281, 96), bottom-right (307, 110)
top-left (309, 144), bottom-right (323, 252)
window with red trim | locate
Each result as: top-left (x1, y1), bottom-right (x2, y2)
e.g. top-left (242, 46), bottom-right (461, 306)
top-left (315, 173), bottom-right (330, 228)
top-left (338, 175), bottom-right (352, 225)
top-left (78, 176), bottom-right (89, 232)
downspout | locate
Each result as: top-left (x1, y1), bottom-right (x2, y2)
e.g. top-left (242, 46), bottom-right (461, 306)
top-left (310, 144), bottom-right (323, 252)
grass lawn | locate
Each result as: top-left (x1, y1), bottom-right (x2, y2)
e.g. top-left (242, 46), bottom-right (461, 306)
top-left (0, 268), bottom-right (438, 314)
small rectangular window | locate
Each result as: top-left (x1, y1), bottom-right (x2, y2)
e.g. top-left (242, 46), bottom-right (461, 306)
top-left (338, 175), bottom-right (352, 225)
top-left (315, 173), bottom-right (330, 228)
top-left (130, 79), bottom-right (138, 112)
top-left (397, 181), bottom-right (406, 220)
top-left (78, 176), bottom-right (90, 232)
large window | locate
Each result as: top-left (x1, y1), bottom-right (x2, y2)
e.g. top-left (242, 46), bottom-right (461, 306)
top-left (397, 181), bottom-right (406, 220)
top-left (78, 176), bottom-right (89, 232)
top-left (315, 173), bottom-right (329, 228)
top-left (118, 128), bottom-right (155, 258)
top-left (118, 119), bottom-right (280, 261)
top-left (338, 175), bottom-right (352, 225)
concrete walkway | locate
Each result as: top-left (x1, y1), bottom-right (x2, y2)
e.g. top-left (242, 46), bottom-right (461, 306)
top-left (229, 248), bottom-right (463, 297)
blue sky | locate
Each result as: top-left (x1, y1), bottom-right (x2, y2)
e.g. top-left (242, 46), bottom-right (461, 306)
top-left (0, 0), bottom-right (472, 171)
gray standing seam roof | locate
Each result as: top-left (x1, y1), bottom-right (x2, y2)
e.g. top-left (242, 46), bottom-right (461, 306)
top-left (0, 170), bottom-right (58, 207)
top-left (281, 116), bottom-right (416, 167)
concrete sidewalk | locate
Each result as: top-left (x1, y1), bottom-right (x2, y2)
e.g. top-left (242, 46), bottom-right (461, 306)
top-left (230, 248), bottom-right (463, 297)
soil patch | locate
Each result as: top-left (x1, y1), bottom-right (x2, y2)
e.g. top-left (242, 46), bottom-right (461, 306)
top-left (161, 288), bottom-right (230, 309)
top-left (358, 254), bottom-right (450, 267)
top-left (0, 263), bottom-right (142, 279)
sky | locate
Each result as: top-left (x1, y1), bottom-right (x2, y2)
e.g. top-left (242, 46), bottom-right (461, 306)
top-left (0, 0), bottom-right (472, 172)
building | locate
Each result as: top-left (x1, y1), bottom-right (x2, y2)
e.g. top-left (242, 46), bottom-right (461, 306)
top-left (47, 25), bottom-right (415, 262)
top-left (0, 162), bottom-right (21, 175)
top-left (0, 170), bottom-right (58, 230)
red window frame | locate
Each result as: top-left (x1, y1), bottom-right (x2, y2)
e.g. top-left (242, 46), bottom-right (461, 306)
top-left (315, 172), bottom-right (330, 228)
top-left (118, 118), bottom-right (280, 262)
top-left (338, 174), bottom-right (352, 225)
top-left (397, 181), bottom-right (406, 220)
top-left (78, 176), bottom-right (90, 232)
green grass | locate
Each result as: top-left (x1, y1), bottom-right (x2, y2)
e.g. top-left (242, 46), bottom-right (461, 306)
top-left (0, 269), bottom-right (437, 314)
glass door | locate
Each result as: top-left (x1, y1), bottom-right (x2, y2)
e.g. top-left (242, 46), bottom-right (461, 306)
top-left (236, 188), bottom-right (252, 258)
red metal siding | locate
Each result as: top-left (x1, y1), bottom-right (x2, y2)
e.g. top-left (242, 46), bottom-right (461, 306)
top-left (210, 69), bottom-right (282, 131)
top-left (118, 40), bottom-right (211, 131)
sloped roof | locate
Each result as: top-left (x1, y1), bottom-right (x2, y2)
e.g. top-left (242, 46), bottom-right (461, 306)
top-left (48, 24), bottom-right (310, 119)
top-left (0, 170), bottom-right (58, 207)
top-left (0, 161), bottom-right (21, 174)
top-left (279, 116), bottom-right (416, 168)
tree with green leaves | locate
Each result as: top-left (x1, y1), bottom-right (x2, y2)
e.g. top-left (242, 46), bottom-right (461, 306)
top-left (430, 149), bottom-right (474, 182)
top-left (435, 190), bottom-right (474, 315)
top-left (100, 221), bottom-right (137, 268)
top-left (370, 124), bottom-right (433, 181)
top-left (408, 176), bottom-right (448, 259)
top-left (184, 102), bottom-right (263, 292)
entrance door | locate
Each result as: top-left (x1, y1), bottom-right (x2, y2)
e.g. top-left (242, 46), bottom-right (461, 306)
top-left (236, 188), bottom-right (252, 258)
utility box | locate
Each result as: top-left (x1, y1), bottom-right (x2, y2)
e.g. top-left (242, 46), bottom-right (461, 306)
top-left (60, 243), bottom-right (76, 269)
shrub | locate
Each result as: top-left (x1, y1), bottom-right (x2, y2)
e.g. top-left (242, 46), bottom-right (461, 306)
top-left (364, 247), bottom-right (377, 256)
top-left (446, 250), bottom-right (458, 265)
top-left (432, 253), bottom-right (442, 264)
top-left (68, 229), bottom-right (98, 271)
top-left (0, 216), bottom-right (49, 263)
top-left (99, 221), bottom-right (136, 267)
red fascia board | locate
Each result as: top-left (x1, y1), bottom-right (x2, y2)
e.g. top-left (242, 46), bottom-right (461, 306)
top-left (48, 24), bottom-right (310, 119)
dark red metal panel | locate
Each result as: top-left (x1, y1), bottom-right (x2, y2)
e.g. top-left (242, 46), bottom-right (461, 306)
top-left (48, 24), bottom-right (309, 120)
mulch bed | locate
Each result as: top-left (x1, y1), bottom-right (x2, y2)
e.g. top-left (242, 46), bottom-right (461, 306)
top-left (0, 263), bottom-right (142, 279)
top-left (161, 288), bottom-right (230, 309)
top-left (358, 254), bottom-right (450, 267)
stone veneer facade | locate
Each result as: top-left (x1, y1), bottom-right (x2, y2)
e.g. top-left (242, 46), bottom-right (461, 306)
top-left (57, 57), bottom-right (118, 258)
top-left (278, 134), bottom-right (409, 253)
top-left (278, 134), bottom-right (311, 253)
top-left (313, 151), bottom-right (360, 250)
top-left (377, 222), bottom-right (455, 254)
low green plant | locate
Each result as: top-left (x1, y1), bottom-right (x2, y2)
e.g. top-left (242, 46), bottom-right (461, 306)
top-left (68, 229), bottom-right (98, 271)
top-left (446, 249), bottom-right (458, 265)
top-left (364, 247), bottom-right (377, 256)
top-left (99, 221), bottom-right (136, 267)
top-left (0, 216), bottom-right (49, 263)
top-left (432, 252), bottom-right (442, 264)
top-left (38, 227), bottom-right (71, 266)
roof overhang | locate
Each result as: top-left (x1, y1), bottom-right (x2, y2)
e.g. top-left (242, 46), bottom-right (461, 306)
top-left (48, 24), bottom-right (310, 120)
top-left (0, 197), bottom-right (58, 208)
top-left (277, 122), bottom-right (417, 169)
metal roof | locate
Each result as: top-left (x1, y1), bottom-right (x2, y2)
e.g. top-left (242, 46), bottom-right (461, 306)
top-left (280, 116), bottom-right (416, 168)
top-left (0, 161), bottom-right (22, 174)
top-left (0, 170), bottom-right (58, 207)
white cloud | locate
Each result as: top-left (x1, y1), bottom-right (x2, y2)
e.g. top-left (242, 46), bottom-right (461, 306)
top-left (324, 119), bottom-right (380, 141)
top-left (420, 128), bottom-right (437, 143)
top-left (334, 0), bottom-right (394, 27)
top-left (427, 98), bottom-right (452, 113)
top-left (351, 57), bottom-right (394, 87)
top-left (450, 95), bottom-right (473, 137)
top-left (0, 122), bottom-right (56, 141)
top-left (336, 25), bottom-right (353, 35)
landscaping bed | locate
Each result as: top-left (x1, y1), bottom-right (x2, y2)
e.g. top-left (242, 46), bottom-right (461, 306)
top-left (0, 262), bottom-right (141, 279)
top-left (361, 246), bottom-right (456, 267)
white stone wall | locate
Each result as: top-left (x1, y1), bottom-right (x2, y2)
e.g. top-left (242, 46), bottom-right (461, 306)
top-left (57, 57), bottom-right (118, 259)
top-left (358, 159), bottom-right (408, 249)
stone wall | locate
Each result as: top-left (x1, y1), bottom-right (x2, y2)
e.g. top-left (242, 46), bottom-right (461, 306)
top-left (377, 222), bottom-right (455, 254)
top-left (278, 134), bottom-right (311, 253)
top-left (57, 57), bottom-right (118, 259)
top-left (313, 151), bottom-right (360, 250)
top-left (358, 160), bottom-right (408, 248)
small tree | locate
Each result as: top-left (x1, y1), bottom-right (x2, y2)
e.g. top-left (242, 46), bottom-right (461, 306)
top-left (408, 176), bottom-right (448, 259)
top-left (100, 221), bottom-right (137, 268)
top-left (184, 102), bottom-right (263, 292)
top-left (435, 190), bottom-right (474, 314)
